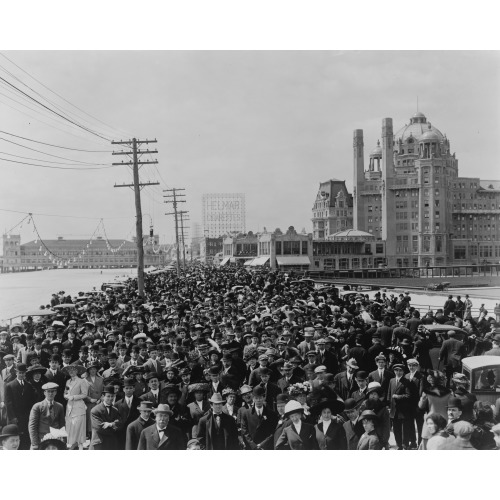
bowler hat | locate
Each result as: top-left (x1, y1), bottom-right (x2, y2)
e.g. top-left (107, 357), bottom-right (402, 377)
top-left (15, 363), bottom-right (28, 373)
top-left (276, 394), bottom-right (290, 404)
top-left (0, 424), bottom-right (21, 439)
top-left (122, 377), bottom-right (136, 387)
top-left (143, 371), bottom-right (160, 381)
top-left (344, 398), bottom-right (358, 411)
top-left (102, 384), bottom-right (115, 395)
top-left (208, 366), bottom-right (221, 376)
top-left (447, 397), bottom-right (463, 409)
top-left (359, 410), bottom-right (378, 422)
top-left (162, 384), bottom-right (181, 396)
top-left (253, 386), bottom-right (266, 398)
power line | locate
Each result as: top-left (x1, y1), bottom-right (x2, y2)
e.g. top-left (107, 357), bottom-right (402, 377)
top-left (0, 207), bottom-right (134, 219)
top-left (0, 155), bottom-right (119, 170)
top-left (0, 136), bottom-right (111, 163)
top-left (0, 52), bottom-right (136, 140)
top-left (0, 75), bottom-right (112, 142)
top-left (0, 129), bottom-right (113, 152)
top-left (0, 150), bottom-right (112, 166)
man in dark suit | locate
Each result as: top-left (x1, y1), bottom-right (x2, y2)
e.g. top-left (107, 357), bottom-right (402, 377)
top-left (114, 377), bottom-right (142, 449)
top-left (4, 363), bottom-right (36, 449)
top-left (125, 400), bottom-right (155, 450)
top-left (197, 393), bottom-right (239, 450)
top-left (404, 358), bottom-right (424, 449)
top-left (277, 362), bottom-right (302, 393)
top-left (387, 364), bottom-right (413, 450)
top-left (138, 403), bottom-right (187, 450)
top-left (248, 354), bottom-right (271, 386)
top-left (207, 366), bottom-right (227, 399)
top-left (240, 386), bottom-right (279, 450)
top-left (257, 367), bottom-right (281, 411)
top-left (44, 355), bottom-right (67, 407)
top-left (140, 372), bottom-right (164, 406)
top-left (439, 331), bottom-right (465, 384)
top-left (27, 339), bottom-right (50, 368)
top-left (368, 353), bottom-right (394, 404)
top-left (28, 382), bottom-right (65, 449)
top-left (297, 330), bottom-right (316, 358)
top-left (90, 384), bottom-right (121, 450)
top-left (275, 400), bottom-right (318, 450)
top-left (333, 358), bottom-right (359, 401)
top-left (62, 330), bottom-right (82, 360)
top-left (315, 338), bottom-right (339, 374)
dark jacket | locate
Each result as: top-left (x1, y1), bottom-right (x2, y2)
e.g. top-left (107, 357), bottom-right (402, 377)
top-left (137, 422), bottom-right (187, 450)
top-left (240, 405), bottom-right (279, 450)
top-left (125, 416), bottom-right (155, 450)
top-left (315, 420), bottom-right (347, 450)
top-left (197, 410), bottom-right (239, 450)
top-left (275, 421), bottom-right (319, 450)
top-left (90, 402), bottom-right (121, 450)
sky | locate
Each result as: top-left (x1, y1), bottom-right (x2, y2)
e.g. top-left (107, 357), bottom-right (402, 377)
top-left (1, 50), bottom-right (499, 246)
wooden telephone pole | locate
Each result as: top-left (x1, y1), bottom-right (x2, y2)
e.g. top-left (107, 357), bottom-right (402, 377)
top-left (178, 210), bottom-right (190, 270)
top-left (112, 138), bottom-right (159, 297)
top-left (164, 188), bottom-right (185, 276)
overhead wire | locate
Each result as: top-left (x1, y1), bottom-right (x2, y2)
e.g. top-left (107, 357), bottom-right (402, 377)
top-left (0, 207), bottom-right (134, 220)
top-left (0, 52), bottom-right (136, 140)
top-left (0, 150), bottom-right (112, 166)
top-left (0, 155), bottom-right (120, 170)
top-left (0, 75), bottom-right (112, 142)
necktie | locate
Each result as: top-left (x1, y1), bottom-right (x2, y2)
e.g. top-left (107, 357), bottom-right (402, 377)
top-left (49, 403), bottom-right (54, 419)
top-left (215, 415), bottom-right (221, 429)
top-left (127, 398), bottom-right (131, 409)
top-left (106, 405), bottom-right (111, 414)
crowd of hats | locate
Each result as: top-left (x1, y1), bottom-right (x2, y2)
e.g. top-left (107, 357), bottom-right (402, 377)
top-left (2, 264), bottom-right (500, 449)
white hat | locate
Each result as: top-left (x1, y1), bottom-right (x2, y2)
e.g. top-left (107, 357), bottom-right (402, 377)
top-left (314, 365), bottom-right (327, 374)
top-left (284, 400), bottom-right (304, 418)
top-left (133, 332), bottom-right (147, 340)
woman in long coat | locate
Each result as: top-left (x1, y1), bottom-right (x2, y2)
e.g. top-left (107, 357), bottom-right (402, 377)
top-left (63, 365), bottom-right (89, 450)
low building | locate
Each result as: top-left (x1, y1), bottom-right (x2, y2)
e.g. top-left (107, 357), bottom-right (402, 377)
top-left (199, 237), bottom-right (223, 264)
top-left (1, 234), bottom-right (162, 272)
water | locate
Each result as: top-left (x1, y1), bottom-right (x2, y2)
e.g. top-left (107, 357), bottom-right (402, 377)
top-left (0, 268), bottom-right (136, 322)
top-left (0, 268), bottom-right (498, 324)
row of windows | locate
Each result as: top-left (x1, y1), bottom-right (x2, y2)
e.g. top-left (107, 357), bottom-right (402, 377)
top-left (453, 214), bottom-right (500, 220)
top-left (454, 245), bottom-right (500, 259)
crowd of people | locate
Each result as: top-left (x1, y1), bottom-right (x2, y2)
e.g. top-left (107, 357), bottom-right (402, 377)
top-left (1, 265), bottom-right (500, 451)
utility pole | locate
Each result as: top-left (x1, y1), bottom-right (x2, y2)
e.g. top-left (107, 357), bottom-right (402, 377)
top-left (112, 138), bottom-right (159, 297)
top-left (179, 210), bottom-right (190, 271)
top-left (164, 188), bottom-right (185, 276)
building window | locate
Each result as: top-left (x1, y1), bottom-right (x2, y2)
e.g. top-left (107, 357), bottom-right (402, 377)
top-left (376, 243), bottom-right (383, 254)
top-left (275, 241), bottom-right (282, 255)
top-left (423, 236), bottom-right (431, 252)
top-left (454, 246), bottom-right (466, 259)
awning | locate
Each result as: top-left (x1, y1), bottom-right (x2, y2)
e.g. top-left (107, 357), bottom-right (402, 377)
top-left (244, 259), bottom-right (255, 266)
top-left (220, 257), bottom-right (231, 266)
top-left (276, 256), bottom-right (311, 266)
top-left (251, 256), bottom-right (270, 266)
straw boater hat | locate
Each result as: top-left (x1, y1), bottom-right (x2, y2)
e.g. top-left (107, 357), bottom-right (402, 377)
top-left (61, 364), bottom-right (86, 376)
top-left (188, 383), bottom-right (210, 393)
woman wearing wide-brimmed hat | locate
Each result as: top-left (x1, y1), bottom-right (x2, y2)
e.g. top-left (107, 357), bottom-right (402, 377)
top-left (38, 433), bottom-right (67, 450)
top-left (357, 410), bottom-right (382, 450)
top-left (62, 364), bottom-right (89, 450)
top-left (26, 364), bottom-right (48, 403)
top-left (275, 400), bottom-right (319, 450)
top-left (310, 398), bottom-right (347, 450)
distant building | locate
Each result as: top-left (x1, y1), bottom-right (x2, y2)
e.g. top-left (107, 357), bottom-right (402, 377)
top-left (202, 193), bottom-right (246, 237)
top-left (353, 110), bottom-right (500, 266)
top-left (311, 179), bottom-right (353, 240)
top-left (1, 234), bottom-right (162, 273)
top-left (199, 237), bottom-right (223, 264)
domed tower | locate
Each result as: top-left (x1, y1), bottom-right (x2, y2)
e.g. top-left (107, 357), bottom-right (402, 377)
top-left (367, 140), bottom-right (382, 180)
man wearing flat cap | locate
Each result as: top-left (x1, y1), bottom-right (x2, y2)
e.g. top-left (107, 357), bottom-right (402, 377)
top-left (28, 382), bottom-right (65, 449)
top-left (240, 386), bottom-right (279, 450)
top-left (138, 404), bottom-right (186, 450)
top-left (4, 363), bottom-right (36, 449)
top-left (90, 385), bottom-right (121, 450)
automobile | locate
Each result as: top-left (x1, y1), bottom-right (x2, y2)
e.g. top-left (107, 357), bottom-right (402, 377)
top-left (421, 324), bottom-right (468, 343)
top-left (461, 356), bottom-right (500, 405)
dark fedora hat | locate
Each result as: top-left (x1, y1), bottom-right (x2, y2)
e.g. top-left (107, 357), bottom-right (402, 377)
top-left (359, 410), bottom-right (379, 422)
top-left (343, 398), bottom-right (359, 411)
